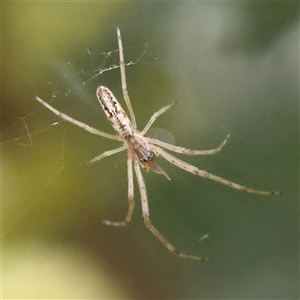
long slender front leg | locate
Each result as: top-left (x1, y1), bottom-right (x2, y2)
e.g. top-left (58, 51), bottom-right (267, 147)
top-left (102, 155), bottom-right (135, 226)
top-left (152, 145), bottom-right (280, 195)
top-left (133, 159), bottom-right (207, 261)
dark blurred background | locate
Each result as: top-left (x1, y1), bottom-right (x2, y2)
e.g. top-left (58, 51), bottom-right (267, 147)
top-left (2, 2), bottom-right (299, 299)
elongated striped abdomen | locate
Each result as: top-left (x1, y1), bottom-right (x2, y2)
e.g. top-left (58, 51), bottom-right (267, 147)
top-left (96, 86), bottom-right (133, 139)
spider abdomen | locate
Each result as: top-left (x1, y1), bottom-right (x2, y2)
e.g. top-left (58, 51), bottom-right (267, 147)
top-left (97, 85), bottom-right (133, 139)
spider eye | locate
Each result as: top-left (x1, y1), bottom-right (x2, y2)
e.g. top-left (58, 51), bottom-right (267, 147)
top-left (140, 152), bottom-right (153, 163)
top-left (137, 148), bottom-right (153, 163)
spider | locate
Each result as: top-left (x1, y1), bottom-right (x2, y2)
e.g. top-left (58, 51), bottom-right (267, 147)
top-left (35, 27), bottom-right (279, 260)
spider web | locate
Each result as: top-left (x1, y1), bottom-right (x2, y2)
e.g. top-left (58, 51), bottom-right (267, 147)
top-left (2, 4), bottom-right (299, 299)
top-left (2, 15), bottom-right (295, 245)
top-left (2, 36), bottom-right (157, 237)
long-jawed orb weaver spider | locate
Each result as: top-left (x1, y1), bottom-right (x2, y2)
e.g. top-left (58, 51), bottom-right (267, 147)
top-left (35, 27), bottom-right (280, 260)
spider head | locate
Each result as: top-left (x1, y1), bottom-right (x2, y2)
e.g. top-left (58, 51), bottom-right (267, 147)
top-left (128, 133), bottom-right (169, 180)
top-left (137, 147), bottom-right (154, 164)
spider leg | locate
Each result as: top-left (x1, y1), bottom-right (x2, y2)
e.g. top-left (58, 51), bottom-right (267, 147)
top-left (133, 158), bottom-right (207, 260)
top-left (35, 96), bottom-right (121, 141)
top-left (86, 145), bottom-right (126, 165)
top-left (152, 145), bottom-right (280, 195)
top-left (102, 155), bottom-right (135, 226)
top-left (142, 102), bottom-right (177, 135)
top-left (150, 134), bottom-right (230, 155)
top-left (116, 27), bottom-right (136, 128)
